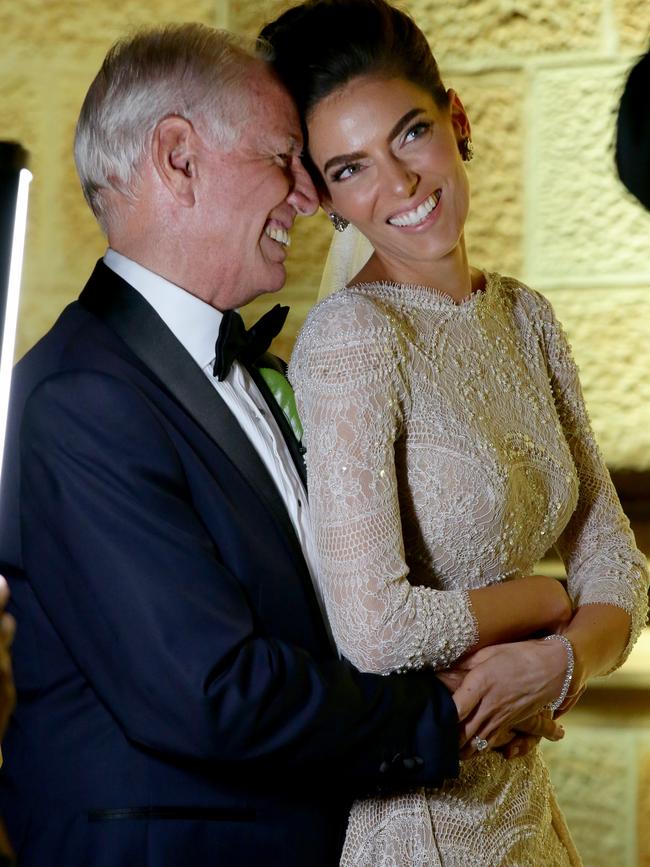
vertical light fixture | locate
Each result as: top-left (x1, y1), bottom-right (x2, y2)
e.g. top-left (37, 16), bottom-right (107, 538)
top-left (0, 142), bottom-right (32, 485)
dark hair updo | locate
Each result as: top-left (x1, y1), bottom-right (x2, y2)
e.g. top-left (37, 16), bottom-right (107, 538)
top-left (259, 0), bottom-right (449, 184)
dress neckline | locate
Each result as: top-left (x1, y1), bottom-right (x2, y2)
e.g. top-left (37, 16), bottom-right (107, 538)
top-left (345, 271), bottom-right (495, 310)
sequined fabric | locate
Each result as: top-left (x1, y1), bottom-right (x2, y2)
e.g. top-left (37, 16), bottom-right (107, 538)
top-left (289, 274), bottom-right (648, 867)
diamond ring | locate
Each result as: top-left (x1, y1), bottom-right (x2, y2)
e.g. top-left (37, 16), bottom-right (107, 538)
top-left (472, 736), bottom-right (489, 752)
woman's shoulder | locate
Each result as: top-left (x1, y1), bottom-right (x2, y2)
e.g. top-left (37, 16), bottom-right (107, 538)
top-left (289, 287), bottom-right (403, 386)
top-left (295, 286), bottom-right (400, 352)
top-left (488, 272), bottom-right (556, 322)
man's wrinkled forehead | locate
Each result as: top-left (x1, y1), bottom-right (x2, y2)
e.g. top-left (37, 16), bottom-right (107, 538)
top-left (244, 61), bottom-right (303, 147)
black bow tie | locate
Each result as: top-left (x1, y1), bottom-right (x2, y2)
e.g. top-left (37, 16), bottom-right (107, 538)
top-left (213, 304), bottom-right (289, 381)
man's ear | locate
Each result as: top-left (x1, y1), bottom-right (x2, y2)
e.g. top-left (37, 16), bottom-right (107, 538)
top-left (447, 88), bottom-right (472, 142)
top-left (151, 116), bottom-right (197, 207)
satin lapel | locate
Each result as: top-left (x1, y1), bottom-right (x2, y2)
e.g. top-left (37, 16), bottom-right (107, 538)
top-left (78, 262), bottom-right (302, 553)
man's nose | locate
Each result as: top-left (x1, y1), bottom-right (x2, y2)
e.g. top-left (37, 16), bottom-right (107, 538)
top-left (287, 155), bottom-right (319, 216)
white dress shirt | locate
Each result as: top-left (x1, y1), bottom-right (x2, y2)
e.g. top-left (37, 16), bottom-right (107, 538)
top-left (103, 250), bottom-right (330, 632)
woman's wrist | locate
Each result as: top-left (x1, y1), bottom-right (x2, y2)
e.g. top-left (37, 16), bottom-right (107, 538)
top-left (543, 634), bottom-right (574, 712)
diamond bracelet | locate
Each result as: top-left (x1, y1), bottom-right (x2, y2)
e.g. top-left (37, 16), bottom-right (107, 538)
top-left (544, 634), bottom-right (575, 713)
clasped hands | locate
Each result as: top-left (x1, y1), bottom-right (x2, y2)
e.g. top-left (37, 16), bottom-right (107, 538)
top-left (437, 635), bottom-right (585, 760)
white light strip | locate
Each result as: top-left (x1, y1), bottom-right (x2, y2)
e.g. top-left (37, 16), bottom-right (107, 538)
top-left (0, 167), bottom-right (32, 486)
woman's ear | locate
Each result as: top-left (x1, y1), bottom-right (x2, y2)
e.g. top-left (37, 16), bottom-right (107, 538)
top-left (447, 88), bottom-right (472, 142)
top-left (320, 193), bottom-right (334, 217)
top-left (151, 116), bottom-right (197, 207)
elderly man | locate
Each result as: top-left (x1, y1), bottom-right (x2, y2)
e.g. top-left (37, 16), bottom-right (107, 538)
top-left (0, 24), bottom-right (465, 867)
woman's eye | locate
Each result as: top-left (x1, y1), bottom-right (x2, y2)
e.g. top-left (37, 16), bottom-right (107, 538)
top-left (332, 162), bottom-right (362, 182)
top-left (404, 121), bottom-right (431, 143)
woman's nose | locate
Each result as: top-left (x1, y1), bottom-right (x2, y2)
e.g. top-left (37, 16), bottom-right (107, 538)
top-left (385, 156), bottom-right (419, 198)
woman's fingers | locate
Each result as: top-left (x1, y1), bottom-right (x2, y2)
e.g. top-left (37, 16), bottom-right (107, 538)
top-left (461, 710), bottom-right (566, 761)
top-left (0, 577), bottom-right (15, 740)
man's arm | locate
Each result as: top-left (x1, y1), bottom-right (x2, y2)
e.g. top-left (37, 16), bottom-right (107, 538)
top-left (20, 369), bottom-right (459, 793)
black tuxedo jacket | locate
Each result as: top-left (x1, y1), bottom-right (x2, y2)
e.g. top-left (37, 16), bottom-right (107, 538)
top-left (0, 262), bottom-right (459, 867)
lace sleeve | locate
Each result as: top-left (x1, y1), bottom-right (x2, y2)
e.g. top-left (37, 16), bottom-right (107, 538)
top-left (536, 293), bottom-right (649, 667)
top-left (290, 292), bottom-right (477, 675)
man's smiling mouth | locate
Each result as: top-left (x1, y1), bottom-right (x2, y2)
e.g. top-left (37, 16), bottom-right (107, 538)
top-left (264, 225), bottom-right (291, 246)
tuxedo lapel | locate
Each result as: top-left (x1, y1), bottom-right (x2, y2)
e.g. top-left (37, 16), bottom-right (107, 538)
top-left (78, 262), bottom-right (302, 554)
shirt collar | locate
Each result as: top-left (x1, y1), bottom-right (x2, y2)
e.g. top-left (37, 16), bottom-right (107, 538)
top-left (103, 248), bottom-right (223, 370)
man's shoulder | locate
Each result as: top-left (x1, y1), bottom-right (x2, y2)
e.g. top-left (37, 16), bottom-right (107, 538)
top-left (16, 292), bottom-right (147, 400)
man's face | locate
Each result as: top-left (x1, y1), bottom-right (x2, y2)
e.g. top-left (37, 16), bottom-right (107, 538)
top-left (194, 66), bottom-right (318, 310)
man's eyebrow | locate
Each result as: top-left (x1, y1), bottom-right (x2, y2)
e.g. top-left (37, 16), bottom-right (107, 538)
top-left (321, 108), bottom-right (427, 175)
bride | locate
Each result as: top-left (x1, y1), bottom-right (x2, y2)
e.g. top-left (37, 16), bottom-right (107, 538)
top-left (261, 1), bottom-right (649, 864)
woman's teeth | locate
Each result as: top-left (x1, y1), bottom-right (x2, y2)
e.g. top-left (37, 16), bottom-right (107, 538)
top-left (388, 191), bottom-right (441, 227)
top-left (265, 226), bottom-right (291, 246)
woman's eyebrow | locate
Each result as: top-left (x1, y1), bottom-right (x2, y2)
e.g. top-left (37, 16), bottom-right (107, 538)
top-left (387, 107), bottom-right (426, 142)
top-left (323, 150), bottom-right (365, 174)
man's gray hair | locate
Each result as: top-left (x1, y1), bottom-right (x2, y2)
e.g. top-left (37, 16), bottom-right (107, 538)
top-left (74, 22), bottom-right (268, 230)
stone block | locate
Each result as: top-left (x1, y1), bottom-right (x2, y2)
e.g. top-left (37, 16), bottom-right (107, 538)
top-left (410, 0), bottom-right (603, 65)
top-left (542, 727), bottom-right (638, 866)
top-left (614, 0), bottom-right (650, 53)
top-left (527, 63), bottom-right (650, 287)
top-left (0, 0), bottom-right (216, 57)
top-left (449, 71), bottom-right (526, 278)
top-left (543, 286), bottom-right (650, 470)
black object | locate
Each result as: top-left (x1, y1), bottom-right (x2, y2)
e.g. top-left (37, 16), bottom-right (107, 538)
top-left (213, 304), bottom-right (289, 381)
top-left (616, 49), bottom-right (650, 211)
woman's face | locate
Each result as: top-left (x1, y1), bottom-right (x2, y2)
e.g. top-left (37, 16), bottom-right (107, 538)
top-left (307, 75), bottom-right (472, 274)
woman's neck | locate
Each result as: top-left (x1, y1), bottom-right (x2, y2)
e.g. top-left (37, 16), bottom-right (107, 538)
top-left (353, 236), bottom-right (483, 303)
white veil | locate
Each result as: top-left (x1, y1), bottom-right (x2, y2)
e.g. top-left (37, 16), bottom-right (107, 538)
top-left (317, 223), bottom-right (374, 301)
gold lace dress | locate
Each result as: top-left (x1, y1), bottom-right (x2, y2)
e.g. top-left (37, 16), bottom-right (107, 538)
top-left (289, 273), bottom-right (648, 867)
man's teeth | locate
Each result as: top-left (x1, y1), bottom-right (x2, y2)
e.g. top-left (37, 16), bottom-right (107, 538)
top-left (388, 192), bottom-right (440, 227)
top-left (265, 226), bottom-right (291, 247)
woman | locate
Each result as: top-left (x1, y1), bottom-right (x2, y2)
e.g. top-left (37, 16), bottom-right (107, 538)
top-left (261, 2), bottom-right (649, 864)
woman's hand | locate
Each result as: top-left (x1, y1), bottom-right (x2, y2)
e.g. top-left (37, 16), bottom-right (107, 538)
top-left (468, 709), bottom-right (564, 760)
top-left (448, 637), bottom-right (571, 748)
top-left (0, 577), bottom-right (16, 742)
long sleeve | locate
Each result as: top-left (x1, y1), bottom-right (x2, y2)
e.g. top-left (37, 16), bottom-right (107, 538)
top-left (290, 292), bottom-right (477, 675)
top-left (536, 293), bottom-right (649, 666)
